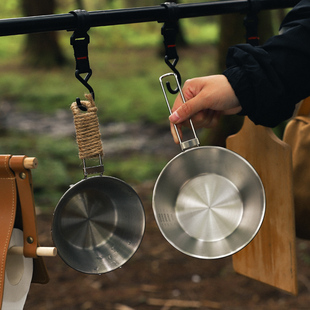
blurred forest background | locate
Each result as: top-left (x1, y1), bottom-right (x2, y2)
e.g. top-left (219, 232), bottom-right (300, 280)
top-left (0, 0), bottom-right (289, 210)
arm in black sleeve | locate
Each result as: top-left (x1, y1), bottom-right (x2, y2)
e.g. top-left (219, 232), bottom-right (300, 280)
top-left (223, 0), bottom-right (310, 127)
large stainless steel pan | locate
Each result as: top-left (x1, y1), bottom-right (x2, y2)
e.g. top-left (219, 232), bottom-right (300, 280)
top-left (152, 73), bottom-right (265, 259)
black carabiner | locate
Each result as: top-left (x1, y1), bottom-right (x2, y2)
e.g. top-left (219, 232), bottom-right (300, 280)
top-left (70, 9), bottom-right (95, 110)
top-left (244, 0), bottom-right (261, 46)
top-left (161, 2), bottom-right (181, 94)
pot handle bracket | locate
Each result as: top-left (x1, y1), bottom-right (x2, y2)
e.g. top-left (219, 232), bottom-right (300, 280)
top-left (82, 155), bottom-right (104, 178)
top-left (159, 72), bottom-right (200, 151)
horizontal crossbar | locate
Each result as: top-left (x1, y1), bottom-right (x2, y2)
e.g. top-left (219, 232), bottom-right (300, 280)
top-left (0, 0), bottom-right (299, 37)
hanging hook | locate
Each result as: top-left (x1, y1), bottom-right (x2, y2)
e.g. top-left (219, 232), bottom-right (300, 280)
top-left (70, 9), bottom-right (95, 110)
top-left (161, 2), bottom-right (182, 94)
top-left (75, 71), bottom-right (94, 111)
top-left (164, 56), bottom-right (181, 94)
top-left (75, 71), bottom-right (95, 99)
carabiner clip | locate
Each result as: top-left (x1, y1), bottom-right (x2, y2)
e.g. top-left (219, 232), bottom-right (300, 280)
top-left (244, 0), bottom-right (260, 46)
top-left (161, 2), bottom-right (182, 94)
top-left (70, 9), bottom-right (95, 110)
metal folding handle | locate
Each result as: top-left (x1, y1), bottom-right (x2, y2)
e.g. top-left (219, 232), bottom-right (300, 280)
top-left (159, 72), bottom-right (200, 151)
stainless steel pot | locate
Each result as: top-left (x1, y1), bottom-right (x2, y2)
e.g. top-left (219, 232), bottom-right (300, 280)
top-left (152, 73), bottom-right (265, 259)
top-left (52, 157), bottom-right (145, 274)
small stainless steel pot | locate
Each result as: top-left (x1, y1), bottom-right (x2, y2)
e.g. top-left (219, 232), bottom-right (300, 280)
top-left (152, 73), bottom-right (265, 259)
top-left (52, 158), bottom-right (145, 274)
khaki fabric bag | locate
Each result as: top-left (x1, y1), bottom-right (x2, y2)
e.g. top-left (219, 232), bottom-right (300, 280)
top-left (283, 97), bottom-right (310, 239)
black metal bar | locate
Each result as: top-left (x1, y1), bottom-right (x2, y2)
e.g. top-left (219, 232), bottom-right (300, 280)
top-left (0, 0), bottom-right (299, 37)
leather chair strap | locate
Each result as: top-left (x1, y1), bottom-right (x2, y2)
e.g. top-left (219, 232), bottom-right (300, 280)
top-left (9, 156), bottom-right (49, 284)
top-left (0, 155), bottom-right (17, 308)
top-left (9, 155), bottom-right (38, 258)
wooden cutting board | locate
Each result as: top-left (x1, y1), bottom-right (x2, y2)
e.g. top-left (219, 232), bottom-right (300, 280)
top-left (226, 116), bottom-right (298, 295)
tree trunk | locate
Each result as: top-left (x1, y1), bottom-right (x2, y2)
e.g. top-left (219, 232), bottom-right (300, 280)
top-left (21, 0), bottom-right (66, 68)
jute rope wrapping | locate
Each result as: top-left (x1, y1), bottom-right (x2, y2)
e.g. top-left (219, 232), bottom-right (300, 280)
top-left (70, 94), bottom-right (104, 159)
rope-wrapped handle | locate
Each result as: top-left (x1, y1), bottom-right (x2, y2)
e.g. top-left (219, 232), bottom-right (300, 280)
top-left (71, 93), bottom-right (103, 160)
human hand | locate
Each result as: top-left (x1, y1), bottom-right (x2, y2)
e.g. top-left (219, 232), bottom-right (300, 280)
top-left (168, 74), bottom-right (241, 143)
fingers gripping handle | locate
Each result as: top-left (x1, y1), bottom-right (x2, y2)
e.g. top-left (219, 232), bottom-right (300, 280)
top-left (159, 73), bottom-right (200, 151)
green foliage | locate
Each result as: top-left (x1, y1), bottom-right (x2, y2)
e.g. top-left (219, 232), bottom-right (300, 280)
top-left (0, 0), bottom-right (220, 210)
top-left (0, 130), bottom-right (168, 209)
top-left (0, 131), bottom-right (80, 208)
top-left (0, 43), bottom-right (217, 121)
top-left (0, 0), bottom-right (20, 18)
top-left (105, 155), bottom-right (167, 183)
top-left (298, 242), bottom-right (310, 266)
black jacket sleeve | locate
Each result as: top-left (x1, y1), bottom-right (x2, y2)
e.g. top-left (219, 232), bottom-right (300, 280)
top-left (223, 0), bottom-right (310, 127)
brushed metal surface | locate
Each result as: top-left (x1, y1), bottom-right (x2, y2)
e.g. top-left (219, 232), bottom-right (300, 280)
top-left (176, 174), bottom-right (243, 242)
top-left (152, 146), bottom-right (265, 259)
top-left (52, 176), bottom-right (145, 274)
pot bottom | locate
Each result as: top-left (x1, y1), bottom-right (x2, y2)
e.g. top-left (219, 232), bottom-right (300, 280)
top-left (176, 173), bottom-right (243, 242)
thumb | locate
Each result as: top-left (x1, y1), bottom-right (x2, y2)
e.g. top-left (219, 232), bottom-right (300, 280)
top-left (169, 99), bottom-right (197, 124)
